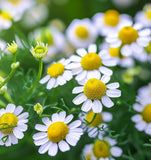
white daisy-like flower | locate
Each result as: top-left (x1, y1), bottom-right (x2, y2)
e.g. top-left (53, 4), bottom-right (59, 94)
top-left (72, 77), bottom-right (121, 113)
top-left (92, 9), bottom-right (132, 36)
top-left (33, 111), bottom-right (83, 156)
top-left (106, 24), bottom-right (151, 58)
top-left (113, 0), bottom-right (136, 8)
top-left (30, 26), bottom-right (66, 62)
top-left (135, 3), bottom-right (151, 27)
top-left (67, 44), bottom-right (116, 82)
top-left (82, 138), bottom-right (123, 160)
top-left (39, 58), bottom-right (73, 90)
top-left (66, 18), bottom-right (98, 48)
top-left (0, 103), bottom-right (29, 146)
top-left (131, 101), bottom-right (151, 135)
top-left (79, 110), bottom-right (113, 139)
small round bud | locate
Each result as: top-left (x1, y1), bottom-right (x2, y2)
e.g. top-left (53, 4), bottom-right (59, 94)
top-left (0, 86), bottom-right (7, 94)
top-left (127, 67), bottom-right (140, 76)
top-left (7, 41), bottom-right (18, 54)
top-left (122, 73), bottom-right (133, 84)
top-left (11, 62), bottom-right (20, 69)
top-left (30, 42), bottom-right (48, 58)
top-left (34, 103), bottom-right (43, 116)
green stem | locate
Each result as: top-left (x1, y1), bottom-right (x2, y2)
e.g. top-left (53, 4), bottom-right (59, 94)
top-left (0, 53), bottom-right (17, 89)
top-left (85, 113), bottom-right (97, 126)
top-left (4, 91), bottom-right (14, 103)
top-left (0, 100), bottom-right (6, 108)
top-left (24, 58), bottom-right (43, 102)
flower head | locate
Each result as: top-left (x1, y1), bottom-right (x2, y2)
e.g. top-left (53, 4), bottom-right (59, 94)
top-left (33, 111), bottom-right (83, 156)
top-left (0, 104), bottom-right (29, 146)
top-left (7, 41), bottom-right (18, 54)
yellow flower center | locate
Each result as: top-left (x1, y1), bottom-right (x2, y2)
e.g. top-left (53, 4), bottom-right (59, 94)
top-left (146, 11), bottom-right (151, 19)
top-left (9, 0), bottom-right (21, 5)
top-left (86, 154), bottom-right (91, 160)
top-left (75, 26), bottom-right (89, 39)
top-left (109, 47), bottom-right (120, 57)
top-left (145, 41), bottom-right (151, 53)
top-left (47, 63), bottom-right (65, 78)
top-left (0, 11), bottom-right (12, 20)
top-left (93, 140), bottom-right (110, 159)
top-left (86, 111), bottom-right (102, 127)
top-left (142, 104), bottom-right (151, 123)
top-left (47, 122), bottom-right (69, 143)
top-left (104, 10), bottom-right (120, 27)
top-left (0, 113), bottom-right (18, 134)
top-left (84, 78), bottom-right (106, 100)
top-left (118, 26), bottom-right (139, 44)
top-left (81, 53), bottom-right (102, 71)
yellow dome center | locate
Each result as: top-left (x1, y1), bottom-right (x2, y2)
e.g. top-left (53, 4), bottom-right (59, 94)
top-left (47, 63), bottom-right (65, 78)
top-left (93, 140), bottom-right (110, 159)
top-left (75, 26), bottom-right (89, 39)
top-left (145, 42), bottom-right (151, 53)
top-left (118, 26), bottom-right (139, 44)
top-left (146, 11), bottom-right (151, 19)
top-left (84, 78), bottom-right (106, 100)
top-left (9, 0), bottom-right (21, 5)
top-left (47, 122), bottom-right (69, 143)
top-left (0, 113), bottom-right (18, 134)
top-left (0, 11), bottom-right (12, 20)
top-left (81, 53), bottom-right (102, 71)
top-left (86, 154), bottom-right (91, 160)
top-left (86, 111), bottom-right (102, 127)
top-left (142, 104), bottom-right (151, 123)
top-left (109, 47), bottom-right (120, 57)
top-left (104, 10), bottom-right (120, 27)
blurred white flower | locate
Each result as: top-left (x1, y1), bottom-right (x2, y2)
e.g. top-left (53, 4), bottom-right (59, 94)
top-left (113, 0), bottom-right (137, 8)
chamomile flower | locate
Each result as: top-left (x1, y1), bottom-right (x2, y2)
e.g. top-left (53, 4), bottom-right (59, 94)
top-left (39, 58), bottom-right (73, 90)
top-left (131, 102), bottom-right (151, 135)
top-left (135, 3), bottom-right (151, 27)
top-left (106, 25), bottom-right (151, 57)
top-left (72, 77), bottom-right (121, 113)
top-left (0, 104), bottom-right (29, 146)
top-left (82, 138), bottom-right (123, 160)
top-left (66, 19), bottom-right (98, 48)
top-left (93, 10), bottom-right (132, 36)
top-left (79, 110), bottom-right (113, 138)
top-left (33, 111), bottom-right (83, 156)
top-left (113, 0), bottom-right (136, 8)
top-left (67, 44), bottom-right (116, 82)
top-left (30, 26), bottom-right (66, 62)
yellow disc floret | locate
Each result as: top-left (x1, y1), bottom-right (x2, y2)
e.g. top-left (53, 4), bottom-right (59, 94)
top-left (146, 11), bottom-right (151, 19)
top-left (75, 26), bottom-right (89, 39)
top-left (47, 122), bottom-right (69, 143)
top-left (9, 0), bottom-right (21, 5)
top-left (86, 154), bottom-right (91, 160)
top-left (109, 47), bottom-right (120, 57)
top-left (86, 111), bottom-right (102, 127)
top-left (104, 10), bottom-right (120, 27)
top-left (146, 42), bottom-right (151, 53)
top-left (47, 63), bottom-right (65, 78)
top-left (118, 26), bottom-right (139, 44)
top-left (142, 104), bottom-right (151, 123)
top-left (0, 11), bottom-right (12, 20)
top-left (84, 78), bottom-right (106, 100)
top-left (93, 140), bottom-right (110, 159)
top-left (81, 53), bottom-right (102, 71)
top-left (0, 113), bottom-right (18, 134)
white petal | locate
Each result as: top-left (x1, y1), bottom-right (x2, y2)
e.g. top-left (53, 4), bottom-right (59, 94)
top-left (57, 75), bottom-right (66, 86)
top-left (87, 70), bottom-right (101, 79)
top-left (72, 86), bottom-right (84, 94)
top-left (106, 89), bottom-right (121, 97)
top-left (131, 114), bottom-right (142, 123)
top-left (72, 93), bottom-right (87, 105)
top-left (52, 113), bottom-right (59, 122)
top-left (69, 120), bottom-right (81, 129)
top-left (64, 114), bottom-right (74, 124)
top-left (88, 44), bottom-right (97, 53)
top-left (99, 66), bottom-right (113, 76)
top-left (121, 45), bottom-right (132, 56)
top-left (18, 112), bottom-right (29, 120)
top-left (98, 50), bottom-right (110, 59)
top-left (145, 124), bottom-right (151, 135)
top-left (101, 95), bottom-right (114, 108)
top-left (102, 111), bottom-right (113, 122)
top-left (63, 71), bottom-right (73, 81)
top-left (88, 127), bottom-right (98, 137)
top-left (66, 62), bottom-right (81, 69)
top-left (5, 137), bottom-right (11, 147)
top-left (35, 124), bottom-right (48, 131)
top-left (106, 82), bottom-right (119, 89)
top-left (39, 75), bottom-right (50, 84)
top-left (137, 37), bottom-right (150, 47)
top-left (101, 75), bottom-right (111, 84)
top-left (38, 141), bottom-right (52, 154)
top-left (9, 134), bottom-right (18, 145)
top-left (102, 59), bottom-right (117, 67)
top-left (75, 70), bottom-right (87, 82)
top-left (14, 106), bottom-right (23, 116)
top-left (81, 99), bottom-right (92, 112)
top-left (133, 103), bottom-right (144, 112)
top-left (6, 104), bottom-right (16, 113)
top-left (13, 128), bottom-right (24, 139)
top-left (46, 78), bottom-right (56, 90)
top-left (111, 146), bottom-right (122, 157)
top-left (76, 48), bottom-right (87, 57)
top-left (92, 100), bottom-right (102, 113)
top-left (48, 143), bottom-right (58, 156)
top-left (42, 117), bottom-right (51, 126)
top-left (58, 140), bottom-right (70, 152)
top-left (69, 55), bottom-right (81, 62)
top-left (34, 137), bottom-right (49, 146)
top-left (138, 29), bottom-right (151, 37)
top-left (17, 124), bottom-right (28, 132)
top-left (66, 134), bottom-right (79, 146)
top-left (72, 67), bottom-right (83, 75)
top-left (135, 121), bottom-right (147, 131)
top-left (58, 111), bottom-right (66, 121)
top-left (33, 132), bottom-right (47, 140)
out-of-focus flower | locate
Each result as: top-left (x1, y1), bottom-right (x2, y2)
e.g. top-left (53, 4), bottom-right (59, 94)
top-left (33, 111), bottom-right (83, 156)
top-left (93, 9), bottom-right (132, 36)
top-left (113, 0), bottom-right (137, 8)
top-left (0, 104), bottom-right (29, 146)
top-left (49, 19), bottom-right (66, 32)
top-left (66, 19), bottom-right (98, 48)
top-left (39, 58), bottom-right (73, 89)
top-left (72, 77), bottom-right (121, 113)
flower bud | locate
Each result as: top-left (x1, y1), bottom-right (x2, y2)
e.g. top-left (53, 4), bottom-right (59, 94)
top-left (7, 41), bottom-right (18, 54)
top-left (34, 103), bottom-right (43, 116)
